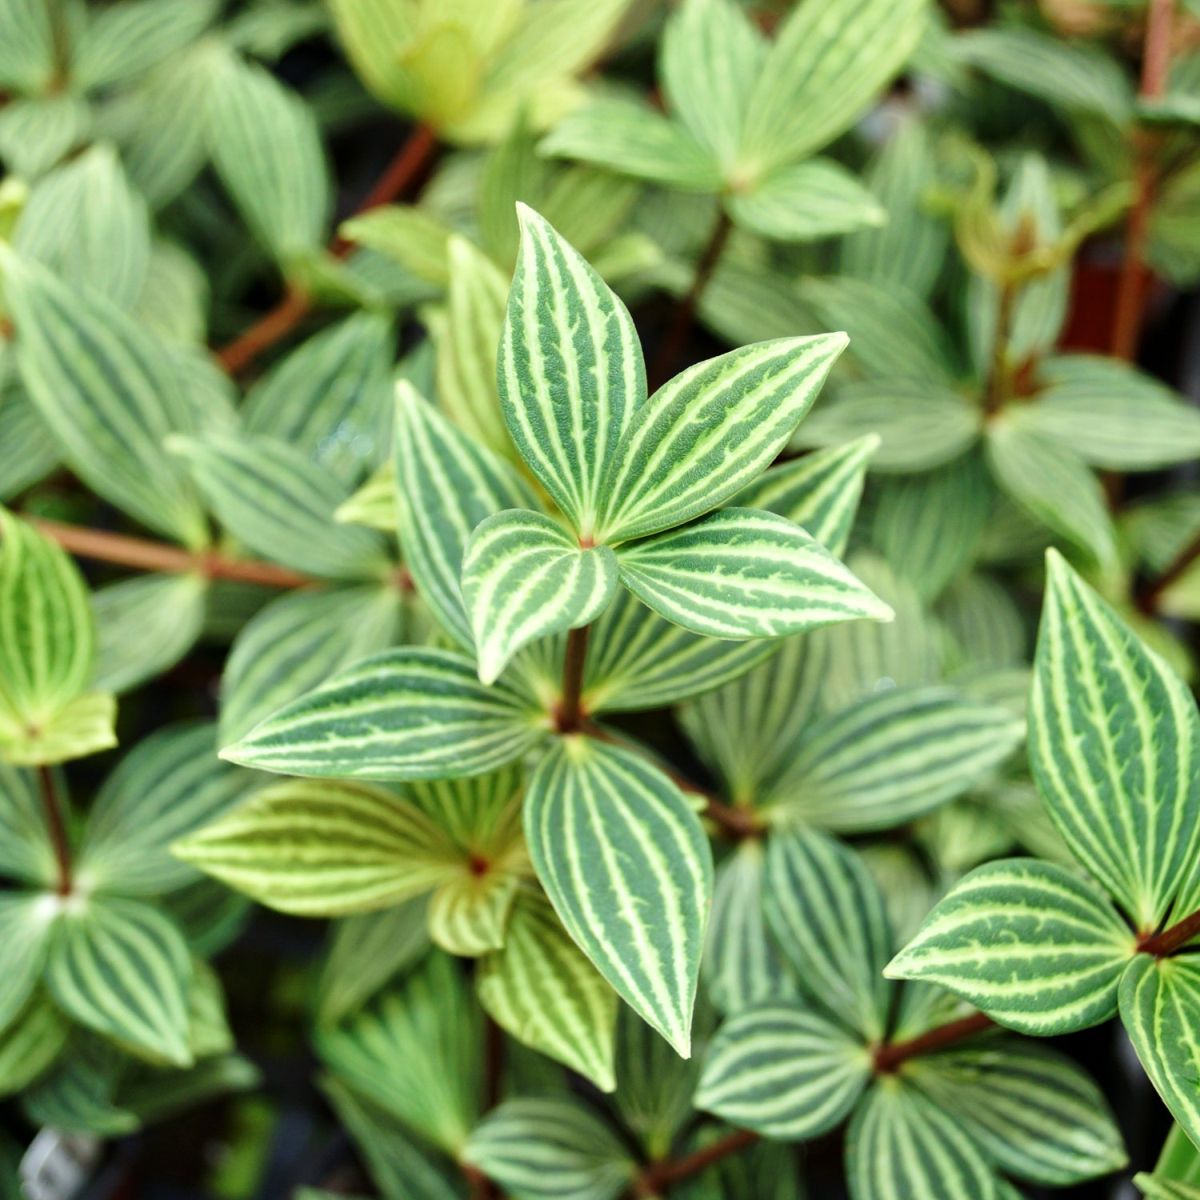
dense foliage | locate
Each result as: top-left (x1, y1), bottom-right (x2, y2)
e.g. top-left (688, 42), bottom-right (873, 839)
top-left (2, 0), bottom-right (1200, 1197)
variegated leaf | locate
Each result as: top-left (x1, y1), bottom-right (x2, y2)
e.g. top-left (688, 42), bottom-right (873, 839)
top-left (1030, 550), bottom-right (1200, 928)
top-left (596, 335), bottom-right (847, 543)
top-left (220, 648), bottom-right (545, 781)
top-left (697, 1003), bottom-right (871, 1139)
top-left (886, 858), bottom-right (1135, 1035)
top-left (616, 507), bottom-right (891, 640)
top-left (0, 761), bottom-right (56, 886)
top-left (499, 205), bottom-right (645, 537)
top-left (0, 892), bottom-right (54, 1033)
top-left (462, 509), bottom-right (618, 684)
top-left (729, 158), bottom-right (885, 242)
top-left (0, 993), bottom-right (69, 1098)
top-left (427, 870), bottom-right (518, 957)
top-left (478, 889), bottom-right (618, 1091)
top-left (524, 737), bottom-right (712, 1057)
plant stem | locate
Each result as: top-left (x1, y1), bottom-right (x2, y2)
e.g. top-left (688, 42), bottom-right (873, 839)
top-left (213, 121), bottom-right (437, 377)
top-left (651, 207), bottom-right (733, 389)
top-left (634, 1128), bottom-right (759, 1196)
top-left (982, 277), bottom-right (1018, 415)
top-left (1138, 907), bottom-right (1200, 957)
top-left (556, 625), bottom-right (591, 732)
top-left (1135, 528), bottom-right (1200, 613)
top-left (38, 765), bottom-right (71, 897)
top-left (32, 517), bottom-right (318, 590)
top-left (872, 1010), bottom-right (995, 1073)
top-left (1110, 0), bottom-right (1175, 360)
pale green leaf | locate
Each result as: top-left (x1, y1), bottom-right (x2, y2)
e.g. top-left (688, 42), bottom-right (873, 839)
top-left (428, 870), bottom-right (519, 957)
top-left (729, 159), bottom-right (885, 243)
top-left (339, 206), bottom-right (452, 287)
top-left (0, 893), bottom-right (54, 1033)
top-left (0, 994), bottom-right (70, 1099)
top-left (0, 761), bottom-right (56, 886)
top-left (74, 0), bottom-right (217, 90)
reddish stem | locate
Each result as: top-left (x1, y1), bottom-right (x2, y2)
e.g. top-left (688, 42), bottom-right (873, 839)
top-left (555, 625), bottom-right (591, 732)
top-left (1138, 908), bottom-right (1200, 957)
top-left (1137, 529), bottom-right (1200, 613)
top-left (38, 765), bottom-right (71, 897)
top-left (634, 1128), bottom-right (759, 1195)
top-left (873, 1011), bottom-right (995, 1073)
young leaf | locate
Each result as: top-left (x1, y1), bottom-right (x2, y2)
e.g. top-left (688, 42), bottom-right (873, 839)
top-left (761, 686), bottom-right (1025, 833)
top-left (173, 780), bottom-right (460, 916)
top-left (728, 159), bottom-right (885, 242)
top-left (477, 889), bottom-right (618, 1092)
top-left (463, 1098), bottom-right (636, 1200)
top-left (0, 994), bottom-right (70, 1099)
top-left (427, 870), bottom-right (519, 957)
top-left (1030, 551), bottom-right (1200, 928)
top-left (886, 859), bottom-right (1135, 1035)
top-left (45, 895), bottom-right (194, 1067)
top-left (220, 648), bottom-right (545, 781)
top-left (596, 335), bottom-right (848, 543)
top-left (615, 508), bottom-right (892, 640)
top-left (462, 509), bottom-right (618, 684)
top-left (846, 1080), bottom-right (1001, 1200)
top-left (697, 1003), bottom-right (871, 1139)
top-left (763, 828), bottom-right (892, 1040)
top-left (499, 205), bottom-right (646, 537)
top-left (524, 737), bottom-right (712, 1057)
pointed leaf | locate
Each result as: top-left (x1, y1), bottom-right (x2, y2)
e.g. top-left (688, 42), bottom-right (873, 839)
top-left (729, 158), bottom-right (885, 242)
top-left (428, 870), bottom-right (519, 957)
top-left (0, 994), bottom-right (69, 1098)
top-left (0, 893), bottom-right (54, 1033)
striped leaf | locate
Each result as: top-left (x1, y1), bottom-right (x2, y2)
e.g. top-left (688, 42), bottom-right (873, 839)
top-left (1031, 550), bottom-right (1200, 927)
top-left (173, 780), bottom-right (461, 916)
top-left (733, 434), bottom-right (878, 557)
top-left (19, 1033), bottom-right (137, 1135)
top-left (428, 871), bottom-right (519, 957)
top-left (0, 892), bottom-right (54, 1033)
top-left (524, 737), bottom-right (712, 1056)
top-left (339, 206), bottom-right (452, 287)
top-left (462, 509), bottom-right (618, 684)
top-left (77, 722), bottom-right (252, 897)
top-left (697, 1003), bottom-right (871, 1139)
top-left (171, 432), bottom-right (390, 581)
top-left (885, 858), bottom-right (1135, 1035)
top-left (615, 507), bottom-right (892, 640)
top-left (739, 0), bottom-right (930, 173)
top-left (729, 158), bottom-right (885, 242)
top-left (0, 511), bottom-right (115, 765)
top-left (596, 335), bottom-right (847, 543)
top-left (985, 424), bottom-right (1118, 572)
top-left (1139, 1178), bottom-right (1200, 1200)
top-left (499, 205), bottom-right (645, 537)
top-left (463, 1098), bottom-right (635, 1200)
top-left (0, 379), bottom-right (59, 501)
top-left (763, 828), bottom-right (892, 1040)
top-left (46, 894), bottom-right (194, 1066)
top-left (3, 252), bottom-right (209, 547)
top-left (0, 93), bottom-right (88, 179)
top-left (478, 889), bottom-right (618, 1091)
top-left (74, 0), bottom-right (217, 90)
top-left (219, 585), bottom-right (402, 745)
top-left (395, 382), bottom-right (540, 649)
top-left (846, 1079), bottom-right (1001, 1200)
top-left (761, 686), bottom-right (1025, 834)
top-left (220, 648), bottom-right (544, 781)
top-left (0, 993), bottom-right (69, 1098)
top-left (1121, 955), bottom-right (1200, 1154)
top-left (0, 762), bottom-right (56, 886)
top-left (906, 1039), bottom-right (1127, 1185)
top-left (316, 952), bottom-right (480, 1153)
top-left (0, 0), bottom-right (56, 91)
top-left (91, 573), bottom-right (207, 695)
top-left (336, 464), bottom-right (396, 532)
top-left (208, 51), bottom-right (329, 265)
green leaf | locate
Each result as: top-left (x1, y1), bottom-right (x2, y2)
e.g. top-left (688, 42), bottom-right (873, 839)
top-left (316, 901), bottom-right (431, 1027)
top-left (316, 952), bottom-right (479, 1154)
top-left (524, 737), bottom-right (712, 1057)
top-left (1121, 956), bottom-right (1200, 1155)
top-left (428, 871), bottom-right (519, 957)
top-left (19, 1033), bottom-right (137, 1134)
top-left (761, 686), bottom-right (1025, 833)
top-left (738, 0), bottom-right (930, 174)
top-left (885, 858), bottom-right (1135, 1035)
top-left (0, 994), bottom-right (70, 1098)
top-left (74, 0), bottom-right (217, 90)
top-left (478, 889), bottom-right (617, 1091)
top-left (395, 383), bottom-right (540, 649)
top-left (463, 1098), bottom-right (635, 1200)
top-left (0, 0), bottom-right (56, 91)
top-left (1139, 1177), bottom-right (1200, 1200)
top-left (207, 51), bottom-right (330, 265)
top-left (77, 721), bottom-right (253, 897)
top-left (45, 894), bottom-right (194, 1066)
top-left (905, 1038), bottom-right (1127, 1185)
top-left (0, 93), bottom-right (89, 179)
top-left (1030, 550), bottom-right (1200, 927)
top-left (91, 573), bottom-right (207, 695)
top-left (221, 647), bottom-right (544, 781)
top-left (616, 507), bottom-right (892, 640)
top-left (0, 380), bottom-right (59, 501)
top-left (729, 159), bottom-right (885, 242)
top-left (0, 761), bottom-right (56, 886)
top-left (596, 336), bottom-right (848, 543)
top-left (763, 828), bottom-right (891, 1040)
top-left (0, 511), bottom-right (115, 765)
top-left (338, 205), bottom-right (452, 287)
top-left (173, 780), bottom-right (460, 916)
top-left (0, 892), bottom-right (54, 1033)
top-left (846, 1079), bottom-right (1001, 1200)
top-left (462, 509), bottom-right (618, 684)
top-left (985, 424), bottom-right (1118, 571)
top-left (541, 98), bottom-right (724, 192)
top-left (3, 252), bottom-right (209, 547)
top-left (219, 585), bottom-right (402, 745)
top-left (499, 205), bottom-right (645, 537)
top-left (170, 431), bottom-right (389, 581)
top-left (697, 1003), bottom-right (870, 1139)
